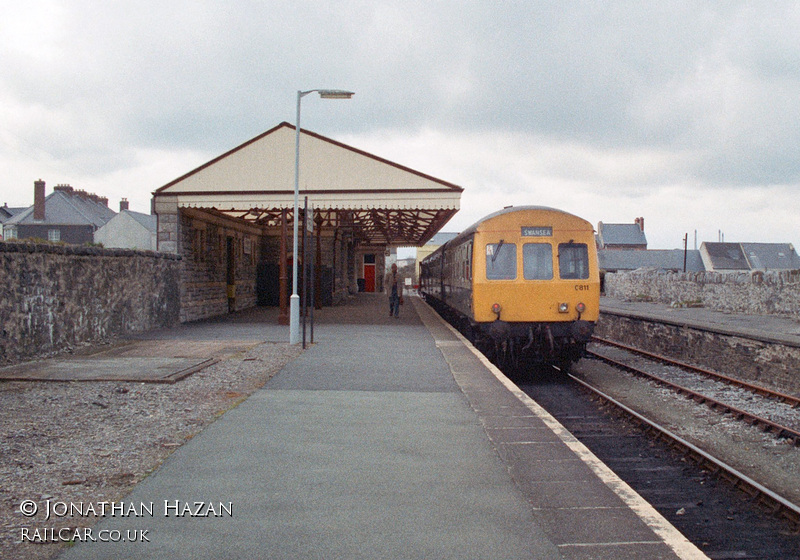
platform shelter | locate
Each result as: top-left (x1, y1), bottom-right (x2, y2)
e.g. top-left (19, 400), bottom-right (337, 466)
top-left (153, 123), bottom-right (463, 323)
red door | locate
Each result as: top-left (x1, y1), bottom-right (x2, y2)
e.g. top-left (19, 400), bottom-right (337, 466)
top-left (364, 264), bottom-right (376, 292)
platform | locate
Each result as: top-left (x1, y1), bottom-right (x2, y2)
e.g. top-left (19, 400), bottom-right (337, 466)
top-left (601, 296), bottom-right (800, 347)
top-left (57, 294), bottom-right (707, 560)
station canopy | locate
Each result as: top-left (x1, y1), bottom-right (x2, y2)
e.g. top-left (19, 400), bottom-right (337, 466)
top-left (153, 123), bottom-right (463, 246)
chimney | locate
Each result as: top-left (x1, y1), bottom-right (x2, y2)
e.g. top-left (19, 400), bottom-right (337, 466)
top-left (98, 196), bottom-right (109, 207)
top-left (635, 217), bottom-right (644, 231)
top-left (34, 179), bottom-right (46, 220)
top-left (120, 198), bottom-right (129, 211)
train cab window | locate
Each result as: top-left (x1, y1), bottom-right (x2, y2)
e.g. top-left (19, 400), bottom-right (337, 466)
top-left (523, 243), bottom-right (553, 280)
top-left (558, 243), bottom-right (590, 279)
top-left (486, 242), bottom-right (516, 280)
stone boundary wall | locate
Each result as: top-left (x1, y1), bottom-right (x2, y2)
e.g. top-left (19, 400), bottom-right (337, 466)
top-left (604, 269), bottom-right (800, 319)
top-left (0, 242), bottom-right (181, 365)
top-left (595, 314), bottom-right (800, 394)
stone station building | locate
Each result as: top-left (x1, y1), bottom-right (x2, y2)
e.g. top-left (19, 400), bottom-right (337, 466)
top-left (153, 123), bottom-right (463, 323)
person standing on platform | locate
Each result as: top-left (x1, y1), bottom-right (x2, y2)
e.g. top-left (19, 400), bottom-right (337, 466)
top-left (384, 263), bottom-right (404, 318)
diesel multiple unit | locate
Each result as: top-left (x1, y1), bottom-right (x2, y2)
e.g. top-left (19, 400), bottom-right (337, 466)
top-left (420, 206), bottom-right (600, 373)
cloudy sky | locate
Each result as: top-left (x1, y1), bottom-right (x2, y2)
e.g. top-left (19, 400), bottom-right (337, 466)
top-left (2, 1), bottom-right (798, 250)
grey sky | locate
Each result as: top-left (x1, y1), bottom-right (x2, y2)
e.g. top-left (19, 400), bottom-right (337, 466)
top-left (2, 1), bottom-right (798, 249)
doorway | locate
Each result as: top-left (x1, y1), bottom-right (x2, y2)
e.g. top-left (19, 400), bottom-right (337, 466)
top-left (363, 253), bottom-right (376, 292)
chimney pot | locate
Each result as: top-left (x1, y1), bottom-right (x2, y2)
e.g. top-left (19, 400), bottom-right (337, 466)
top-left (34, 179), bottom-right (46, 221)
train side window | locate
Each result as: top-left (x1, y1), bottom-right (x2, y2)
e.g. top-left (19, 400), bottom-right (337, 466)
top-left (523, 243), bottom-right (553, 280)
top-left (486, 243), bottom-right (517, 280)
top-left (558, 243), bottom-right (589, 279)
top-left (467, 241), bottom-right (473, 281)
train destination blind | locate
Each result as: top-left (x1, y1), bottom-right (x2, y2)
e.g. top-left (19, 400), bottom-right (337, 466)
top-left (521, 226), bottom-right (553, 237)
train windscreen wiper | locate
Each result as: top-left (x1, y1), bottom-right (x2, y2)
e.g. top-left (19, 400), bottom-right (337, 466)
top-left (491, 239), bottom-right (504, 264)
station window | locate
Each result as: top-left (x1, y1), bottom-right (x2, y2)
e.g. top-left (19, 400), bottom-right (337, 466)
top-left (485, 242), bottom-right (516, 280)
top-left (523, 243), bottom-right (553, 280)
top-left (48, 229), bottom-right (61, 242)
top-left (558, 243), bottom-right (589, 279)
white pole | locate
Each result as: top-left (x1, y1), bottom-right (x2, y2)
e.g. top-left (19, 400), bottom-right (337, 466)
top-left (290, 90), bottom-right (304, 344)
top-left (289, 89), bottom-right (353, 344)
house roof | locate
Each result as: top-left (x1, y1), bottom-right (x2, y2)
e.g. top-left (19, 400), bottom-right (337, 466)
top-left (0, 205), bottom-right (26, 222)
top-left (597, 222), bottom-right (647, 248)
top-left (741, 243), bottom-right (800, 270)
top-left (120, 210), bottom-right (157, 232)
top-left (5, 189), bottom-right (116, 228)
top-left (700, 242), bottom-right (800, 271)
top-left (700, 242), bottom-right (749, 270)
top-left (153, 122), bottom-right (463, 247)
top-left (598, 249), bottom-right (705, 272)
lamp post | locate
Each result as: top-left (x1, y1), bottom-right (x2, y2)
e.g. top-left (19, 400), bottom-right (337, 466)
top-left (290, 89), bottom-right (354, 344)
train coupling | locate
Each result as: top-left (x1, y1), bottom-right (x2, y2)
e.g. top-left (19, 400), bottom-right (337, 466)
top-left (570, 320), bottom-right (595, 343)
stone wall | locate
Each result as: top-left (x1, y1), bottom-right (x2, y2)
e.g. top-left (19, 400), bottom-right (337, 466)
top-left (604, 269), bottom-right (800, 319)
top-left (178, 209), bottom-right (261, 323)
top-left (595, 314), bottom-right (800, 394)
top-left (0, 242), bottom-right (180, 365)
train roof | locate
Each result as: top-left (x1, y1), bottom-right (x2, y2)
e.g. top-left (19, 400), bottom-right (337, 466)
top-left (458, 205), bottom-right (590, 238)
top-left (421, 206), bottom-right (593, 265)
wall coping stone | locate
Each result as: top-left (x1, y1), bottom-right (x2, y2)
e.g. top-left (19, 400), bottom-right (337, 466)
top-left (0, 240), bottom-right (181, 260)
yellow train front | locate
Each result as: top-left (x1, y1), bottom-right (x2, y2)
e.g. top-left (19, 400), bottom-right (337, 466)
top-left (420, 206), bottom-right (600, 373)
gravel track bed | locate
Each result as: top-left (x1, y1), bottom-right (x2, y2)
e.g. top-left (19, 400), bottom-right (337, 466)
top-left (591, 343), bottom-right (800, 434)
top-left (1, 342), bottom-right (302, 560)
top-left (573, 351), bottom-right (800, 509)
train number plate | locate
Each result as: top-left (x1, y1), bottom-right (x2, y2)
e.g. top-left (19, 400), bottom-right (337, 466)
top-left (521, 226), bottom-right (552, 237)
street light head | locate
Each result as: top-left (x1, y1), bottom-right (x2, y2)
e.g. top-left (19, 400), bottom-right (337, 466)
top-left (317, 89), bottom-right (355, 99)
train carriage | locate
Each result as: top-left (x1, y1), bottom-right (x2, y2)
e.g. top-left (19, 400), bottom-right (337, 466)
top-left (420, 206), bottom-right (600, 373)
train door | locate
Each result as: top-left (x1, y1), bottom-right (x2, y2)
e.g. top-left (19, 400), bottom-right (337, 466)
top-left (363, 253), bottom-right (376, 292)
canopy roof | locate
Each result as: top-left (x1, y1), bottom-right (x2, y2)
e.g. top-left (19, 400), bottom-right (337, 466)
top-left (153, 123), bottom-right (462, 246)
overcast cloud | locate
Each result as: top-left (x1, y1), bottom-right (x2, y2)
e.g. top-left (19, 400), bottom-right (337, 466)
top-left (2, 1), bottom-right (799, 249)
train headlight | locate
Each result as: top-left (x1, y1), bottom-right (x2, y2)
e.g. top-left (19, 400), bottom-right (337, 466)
top-left (558, 302), bottom-right (569, 313)
top-left (576, 302), bottom-right (586, 313)
top-left (491, 303), bottom-right (502, 318)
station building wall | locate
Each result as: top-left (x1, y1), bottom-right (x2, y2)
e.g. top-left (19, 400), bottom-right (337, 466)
top-left (174, 208), bottom-right (362, 322)
top-left (178, 208), bottom-right (261, 322)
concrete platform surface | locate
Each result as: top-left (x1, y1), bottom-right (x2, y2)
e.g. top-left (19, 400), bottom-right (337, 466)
top-left (0, 337), bottom-right (264, 383)
top-left (56, 294), bottom-right (707, 560)
top-left (601, 296), bottom-right (800, 347)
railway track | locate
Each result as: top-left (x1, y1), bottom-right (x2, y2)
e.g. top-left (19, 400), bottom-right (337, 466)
top-left (521, 370), bottom-right (800, 558)
top-left (588, 337), bottom-right (800, 446)
top-left (568, 373), bottom-right (800, 532)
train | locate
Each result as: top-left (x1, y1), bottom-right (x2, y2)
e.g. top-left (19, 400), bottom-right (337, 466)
top-left (419, 206), bottom-right (600, 374)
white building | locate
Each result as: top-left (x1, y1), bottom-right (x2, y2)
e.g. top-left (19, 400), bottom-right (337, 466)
top-left (94, 209), bottom-right (157, 251)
